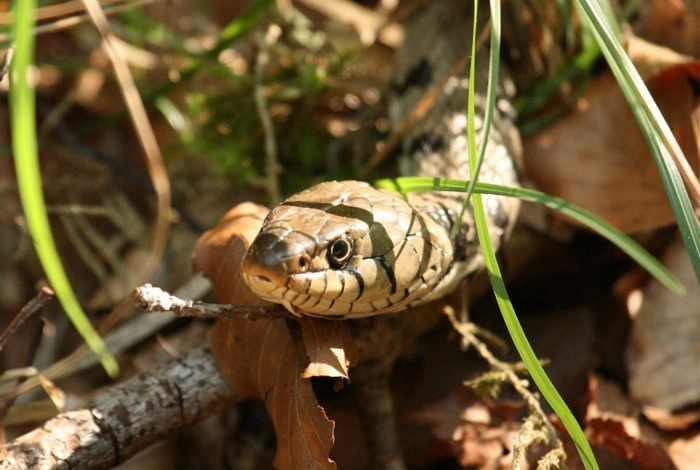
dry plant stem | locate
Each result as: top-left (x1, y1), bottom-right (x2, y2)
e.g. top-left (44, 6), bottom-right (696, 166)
top-left (46, 205), bottom-right (111, 216)
top-left (255, 28), bottom-right (283, 207)
top-left (359, 25), bottom-right (490, 178)
top-left (0, 0), bottom-right (161, 43)
top-left (0, 0), bottom-right (125, 24)
top-left (81, 0), bottom-right (171, 285)
top-left (445, 309), bottom-right (565, 460)
top-left (0, 287), bottom-right (54, 353)
top-left (6, 275), bottom-right (212, 405)
top-left (359, 52), bottom-right (471, 178)
top-left (0, 47), bottom-right (13, 83)
top-left (134, 283), bottom-right (292, 320)
top-left (0, 345), bottom-right (241, 470)
top-left (58, 213), bottom-right (109, 283)
top-left (352, 364), bottom-right (406, 470)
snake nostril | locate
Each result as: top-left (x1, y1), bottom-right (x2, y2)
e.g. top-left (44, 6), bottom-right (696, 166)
top-left (293, 255), bottom-right (310, 272)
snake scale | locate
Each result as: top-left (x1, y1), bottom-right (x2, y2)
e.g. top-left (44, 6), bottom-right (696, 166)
top-left (241, 1), bottom-right (522, 318)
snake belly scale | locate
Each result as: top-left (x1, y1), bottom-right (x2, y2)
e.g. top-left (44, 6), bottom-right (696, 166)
top-left (241, 1), bottom-right (522, 319)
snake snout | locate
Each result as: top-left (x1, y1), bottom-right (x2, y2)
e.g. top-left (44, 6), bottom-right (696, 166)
top-left (242, 231), bottom-right (314, 286)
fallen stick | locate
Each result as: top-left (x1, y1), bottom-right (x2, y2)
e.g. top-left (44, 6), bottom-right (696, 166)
top-left (0, 345), bottom-right (242, 470)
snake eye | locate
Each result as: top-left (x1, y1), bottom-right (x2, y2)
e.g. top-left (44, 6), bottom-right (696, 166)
top-left (327, 237), bottom-right (353, 268)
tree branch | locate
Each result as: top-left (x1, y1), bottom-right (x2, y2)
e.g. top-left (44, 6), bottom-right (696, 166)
top-left (134, 283), bottom-right (292, 320)
top-left (0, 345), bottom-right (243, 470)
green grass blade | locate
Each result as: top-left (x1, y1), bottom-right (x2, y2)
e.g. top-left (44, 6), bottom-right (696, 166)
top-left (472, 192), bottom-right (599, 470)
top-left (377, 177), bottom-right (683, 294)
top-left (10, 0), bottom-right (118, 377)
top-left (454, 0), bottom-right (501, 238)
top-left (462, 4), bottom-right (597, 463)
top-left (210, 0), bottom-right (275, 57)
top-left (574, 0), bottom-right (700, 283)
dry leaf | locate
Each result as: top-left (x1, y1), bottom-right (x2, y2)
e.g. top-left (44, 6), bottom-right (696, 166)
top-left (523, 64), bottom-right (700, 234)
top-left (627, 234), bottom-right (700, 411)
top-left (192, 202), bottom-right (271, 306)
top-left (668, 431), bottom-right (700, 469)
top-left (634, 0), bottom-right (700, 58)
top-left (407, 386), bottom-right (523, 470)
top-left (585, 419), bottom-right (675, 470)
top-left (297, 316), bottom-right (359, 379)
top-left (642, 406), bottom-right (700, 431)
top-left (194, 202), bottom-right (341, 469)
top-left (209, 318), bottom-right (337, 470)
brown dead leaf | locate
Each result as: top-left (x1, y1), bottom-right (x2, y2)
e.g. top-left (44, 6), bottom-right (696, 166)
top-left (407, 386), bottom-right (523, 470)
top-left (643, 406), bottom-right (700, 431)
top-left (524, 64), bottom-right (700, 234)
top-left (566, 375), bottom-right (678, 470)
top-left (298, 316), bottom-right (359, 379)
top-left (667, 431), bottom-right (700, 469)
top-left (195, 202), bottom-right (339, 469)
top-left (634, 0), bottom-right (700, 58)
top-left (208, 318), bottom-right (336, 469)
top-left (626, 234), bottom-right (700, 411)
top-left (192, 202), bottom-right (271, 306)
top-left (586, 419), bottom-right (676, 470)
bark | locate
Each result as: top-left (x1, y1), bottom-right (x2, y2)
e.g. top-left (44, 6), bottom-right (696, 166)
top-left (0, 345), bottom-right (243, 470)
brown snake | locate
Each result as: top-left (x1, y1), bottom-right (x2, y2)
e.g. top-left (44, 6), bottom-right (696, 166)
top-left (241, 1), bottom-right (521, 318)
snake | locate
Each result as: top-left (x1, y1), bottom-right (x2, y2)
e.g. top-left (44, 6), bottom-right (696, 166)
top-left (241, 1), bottom-right (522, 318)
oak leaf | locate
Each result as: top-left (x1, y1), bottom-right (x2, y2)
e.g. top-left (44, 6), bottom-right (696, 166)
top-left (193, 202), bottom-right (347, 469)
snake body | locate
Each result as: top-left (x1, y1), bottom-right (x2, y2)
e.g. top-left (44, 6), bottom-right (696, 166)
top-left (241, 1), bottom-right (521, 318)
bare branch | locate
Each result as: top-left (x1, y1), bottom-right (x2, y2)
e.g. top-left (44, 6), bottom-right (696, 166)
top-left (0, 287), bottom-right (54, 353)
top-left (134, 284), bottom-right (292, 320)
top-left (0, 345), bottom-right (243, 470)
top-left (254, 26), bottom-right (282, 206)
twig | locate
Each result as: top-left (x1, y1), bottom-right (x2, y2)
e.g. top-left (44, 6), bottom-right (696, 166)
top-left (0, 0), bottom-right (124, 24)
top-left (81, 0), bottom-right (171, 285)
top-left (134, 284), bottom-right (292, 320)
top-left (0, 47), bottom-right (13, 83)
top-left (80, 0), bottom-right (172, 337)
top-left (45, 204), bottom-right (112, 216)
top-left (0, 345), bottom-right (243, 470)
top-left (0, 287), bottom-right (54, 353)
top-left (58, 213), bottom-right (110, 283)
top-left (5, 275), bottom-right (212, 404)
top-left (295, 0), bottom-right (403, 47)
top-left (0, 0), bottom-right (162, 43)
top-left (254, 26), bottom-right (283, 206)
top-left (444, 307), bottom-right (566, 467)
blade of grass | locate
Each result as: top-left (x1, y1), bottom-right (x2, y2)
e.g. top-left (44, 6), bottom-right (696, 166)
top-left (462, 3), bottom-right (598, 465)
top-left (10, 0), bottom-right (118, 377)
top-left (472, 195), bottom-right (600, 470)
top-left (377, 177), bottom-right (684, 294)
top-left (453, 0), bottom-right (501, 238)
top-left (574, 0), bottom-right (700, 282)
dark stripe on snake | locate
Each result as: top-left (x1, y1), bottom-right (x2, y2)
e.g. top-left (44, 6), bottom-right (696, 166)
top-left (346, 268), bottom-right (365, 301)
top-left (336, 270), bottom-right (346, 299)
top-left (378, 257), bottom-right (398, 295)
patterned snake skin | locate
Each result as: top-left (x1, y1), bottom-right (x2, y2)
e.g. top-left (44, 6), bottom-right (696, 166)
top-left (241, 1), bottom-right (522, 318)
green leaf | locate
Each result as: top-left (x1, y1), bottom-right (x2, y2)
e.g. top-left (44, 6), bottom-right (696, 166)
top-left (10, 0), bottom-right (118, 377)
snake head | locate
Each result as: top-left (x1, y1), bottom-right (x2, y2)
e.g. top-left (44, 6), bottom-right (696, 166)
top-left (240, 181), bottom-right (453, 318)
